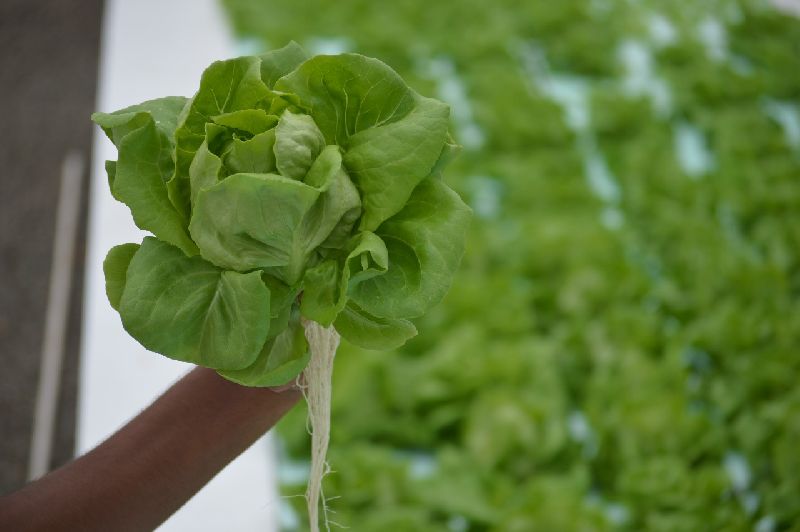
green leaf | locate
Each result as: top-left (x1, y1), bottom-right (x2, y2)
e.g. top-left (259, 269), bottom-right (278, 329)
top-left (300, 231), bottom-right (387, 326)
top-left (304, 144), bottom-right (342, 189)
top-left (259, 41), bottom-right (309, 88)
top-left (190, 153), bottom-right (362, 286)
top-left (172, 56), bottom-right (272, 216)
top-left (262, 274), bottom-right (299, 339)
top-left (273, 53), bottom-right (449, 230)
top-left (189, 124), bottom-right (225, 207)
top-left (346, 231), bottom-right (388, 287)
top-left (274, 54), bottom-right (416, 145)
top-left (104, 160), bottom-right (117, 193)
top-left (299, 146), bottom-right (362, 253)
top-left (319, 207), bottom-right (361, 251)
top-left (211, 108), bottom-right (278, 134)
top-left (429, 132), bottom-right (461, 178)
top-left (334, 301), bottom-right (417, 350)
top-left (93, 97), bottom-right (195, 253)
top-left (350, 179), bottom-right (471, 318)
top-left (189, 173), bottom-right (320, 281)
top-left (300, 259), bottom-right (345, 326)
top-left (119, 237), bottom-right (271, 370)
top-left (110, 118), bottom-right (198, 255)
top-left (223, 129), bottom-right (277, 175)
top-left (103, 243), bottom-right (140, 310)
top-left (344, 95), bottom-right (450, 230)
top-left (274, 111), bottom-right (326, 180)
top-left (92, 96), bottom-right (188, 147)
top-left (218, 308), bottom-right (309, 387)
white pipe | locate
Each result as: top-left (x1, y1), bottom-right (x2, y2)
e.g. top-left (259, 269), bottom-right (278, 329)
top-left (28, 151), bottom-right (85, 480)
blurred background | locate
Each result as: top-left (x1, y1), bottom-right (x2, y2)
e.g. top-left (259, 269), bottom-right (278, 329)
top-left (1, 0), bottom-right (799, 530)
top-left (0, 0), bottom-right (101, 497)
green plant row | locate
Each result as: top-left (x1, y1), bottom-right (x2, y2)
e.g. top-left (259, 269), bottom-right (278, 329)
top-left (222, 0), bottom-right (800, 529)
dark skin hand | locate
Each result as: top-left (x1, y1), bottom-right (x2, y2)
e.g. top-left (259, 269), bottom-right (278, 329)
top-left (0, 367), bottom-right (301, 532)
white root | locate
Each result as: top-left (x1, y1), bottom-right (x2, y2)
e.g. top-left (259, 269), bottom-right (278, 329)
top-left (300, 318), bottom-right (340, 532)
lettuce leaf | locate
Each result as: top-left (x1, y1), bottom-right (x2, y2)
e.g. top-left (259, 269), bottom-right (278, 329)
top-left (118, 237), bottom-right (271, 370)
top-left (351, 179), bottom-right (471, 318)
top-left (92, 44), bottom-right (469, 385)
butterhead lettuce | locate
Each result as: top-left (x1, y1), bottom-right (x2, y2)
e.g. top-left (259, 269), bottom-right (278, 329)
top-left (93, 42), bottom-right (470, 386)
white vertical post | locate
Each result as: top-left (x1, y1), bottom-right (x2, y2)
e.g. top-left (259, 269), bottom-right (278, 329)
top-left (28, 151), bottom-right (85, 480)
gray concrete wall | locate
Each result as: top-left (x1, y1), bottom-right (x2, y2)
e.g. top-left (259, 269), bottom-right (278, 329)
top-left (0, 0), bottom-right (103, 495)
